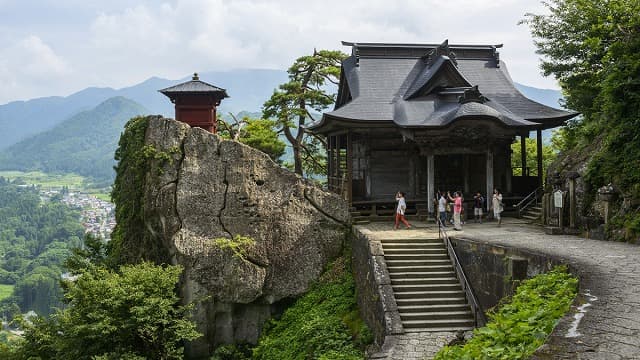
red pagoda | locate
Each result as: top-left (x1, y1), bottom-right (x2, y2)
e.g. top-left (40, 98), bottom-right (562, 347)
top-left (159, 73), bottom-right (229, 133)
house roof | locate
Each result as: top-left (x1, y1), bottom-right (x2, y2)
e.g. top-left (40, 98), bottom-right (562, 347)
top-left (308, 41), bottom-right (578, 133)
top-left (159, 73), bottom-right (229, 99)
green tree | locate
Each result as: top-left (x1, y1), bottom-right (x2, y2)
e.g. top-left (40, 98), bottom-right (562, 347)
top-left (263, 49), bottom-right (346, 177)
top-left (511, 137), bottom-right (557, 176)
top-left (218, 115), bottom-right (286, 162)
top-left (522, 0), bottom-right (640, 197)
top-left (12, 262), bottom-right (200, 360)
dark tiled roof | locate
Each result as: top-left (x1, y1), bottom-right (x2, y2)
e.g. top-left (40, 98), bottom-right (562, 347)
top-left (159, 73), bottom-right (229, 98)
top-left (309, 42), bottom-right (578, 132)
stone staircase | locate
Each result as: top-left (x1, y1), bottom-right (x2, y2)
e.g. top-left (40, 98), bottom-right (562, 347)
top-left (521, 205), bottom-right (542, 223)
top-left (381, 236), bottom-right (475, 332)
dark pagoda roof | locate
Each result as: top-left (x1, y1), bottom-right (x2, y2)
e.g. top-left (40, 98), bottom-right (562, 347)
top-left (308, 40), bottom-right (578, 133)
top-left (159, 73), bottom-right (229, 99)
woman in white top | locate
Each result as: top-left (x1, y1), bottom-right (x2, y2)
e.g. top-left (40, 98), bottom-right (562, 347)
top-left (394, 191), bottom-right (412, 230)
top-left (491, 188), bottom-right (503, 226)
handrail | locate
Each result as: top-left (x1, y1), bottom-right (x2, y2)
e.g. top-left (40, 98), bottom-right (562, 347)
top-left (515, 186), bottom-right (542, 218)
top-left (437, 218), bottom-right (486, 327)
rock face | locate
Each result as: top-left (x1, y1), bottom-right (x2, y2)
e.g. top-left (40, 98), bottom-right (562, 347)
top-left (141, 117), bottom-right (350, 357)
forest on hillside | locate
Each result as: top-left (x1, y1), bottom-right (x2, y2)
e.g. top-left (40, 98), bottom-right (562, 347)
top-left (0, 179), bottom-right (84, 319)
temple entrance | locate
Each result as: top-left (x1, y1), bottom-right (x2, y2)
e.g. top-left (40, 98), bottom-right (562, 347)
top-left (434, 154), bottom-right (486, 197)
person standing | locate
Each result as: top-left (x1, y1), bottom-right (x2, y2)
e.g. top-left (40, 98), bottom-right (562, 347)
top-left (448, 191), bottom-right (463, 230)
top-left (473, 191), bottom-right (484, 223)
top-left (394, 191), bottom-right (412, 230)
top-left (492, 188), bottom-right (504, 226)
top-left (437, 191), bottom-right (448, 227)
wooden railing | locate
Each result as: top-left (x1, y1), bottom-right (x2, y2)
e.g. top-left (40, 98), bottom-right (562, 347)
top-left (437, 218), bottom-right (486, 327)
top-left (514, 186), bottom-right (543, 218)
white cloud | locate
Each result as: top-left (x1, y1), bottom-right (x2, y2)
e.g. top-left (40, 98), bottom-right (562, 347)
top-left (0, 0), bottom-right (558, 104)
top-left (0, 35), bottom-right (71, 103)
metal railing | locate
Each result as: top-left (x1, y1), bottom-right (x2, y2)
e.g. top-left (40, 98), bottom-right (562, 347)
top-left (514, 186), bottom-right (543, 218)
top-left (437, 218), bottom-right (486, 327)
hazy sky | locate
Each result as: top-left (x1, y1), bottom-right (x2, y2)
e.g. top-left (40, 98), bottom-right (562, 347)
top-left (0, 0), bottom-right (555, 105)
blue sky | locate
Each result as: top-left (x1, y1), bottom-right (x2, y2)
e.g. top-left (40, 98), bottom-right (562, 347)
top-left (0, 0), bottom-right (555, 105)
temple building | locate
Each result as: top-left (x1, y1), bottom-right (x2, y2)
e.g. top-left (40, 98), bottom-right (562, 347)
top-left (308, 40), bottom-right (579, 214)
top-left (159, 73), bottom-right (228, 133)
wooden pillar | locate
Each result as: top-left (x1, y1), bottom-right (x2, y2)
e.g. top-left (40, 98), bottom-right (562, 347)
top-left (327, 136), bottom-right (333, 191)
top-left (463, 155), bottom-right (469, 194)
top-left (346, 131), bottom-right (353, 204)
top-left (536, 129), bottom-right (543, 187)
top-left (427, 154), bottom-right (435, 214)
top-left (486, 151), bottom-right (494, 211)
top-left (520, 134), bottom-right (527, 176)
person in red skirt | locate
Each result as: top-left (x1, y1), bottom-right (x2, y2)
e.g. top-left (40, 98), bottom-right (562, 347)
top-left (394, 191), bottom-right (412, 230)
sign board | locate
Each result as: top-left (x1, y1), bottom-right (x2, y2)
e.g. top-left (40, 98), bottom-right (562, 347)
top-left (554, 190), bottom-right (563, 208)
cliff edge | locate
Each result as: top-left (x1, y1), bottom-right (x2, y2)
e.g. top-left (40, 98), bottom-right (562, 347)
top-left (111, 115), bottom-right (350, 357)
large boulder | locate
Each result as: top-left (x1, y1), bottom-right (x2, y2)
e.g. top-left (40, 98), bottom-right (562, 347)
top-left (140, 117), bottom-right (350, 357)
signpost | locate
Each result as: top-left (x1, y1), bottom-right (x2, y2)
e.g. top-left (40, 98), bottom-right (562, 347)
top-left (554, 190), bottom-right (564, 230)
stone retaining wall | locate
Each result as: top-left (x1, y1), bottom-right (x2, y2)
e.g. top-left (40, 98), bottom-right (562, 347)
top-left (351, 227), bottom-right (403, 346)
top-left (451, 237), bottom-right (569, 312)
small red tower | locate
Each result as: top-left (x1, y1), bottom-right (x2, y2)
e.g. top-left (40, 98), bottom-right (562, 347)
top-left (159, 73), bottom-right (229, 133)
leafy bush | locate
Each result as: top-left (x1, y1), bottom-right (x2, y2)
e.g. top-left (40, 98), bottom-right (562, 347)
top-left (435, 267), bottom-right (578, 360)
top-left (252, 256), bottom-right (371, 360)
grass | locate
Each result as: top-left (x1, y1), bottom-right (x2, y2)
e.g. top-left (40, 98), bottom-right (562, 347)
top-left (0, 170), bottom-right (85, 189)
top-left (0, 284), bottom-right (14, 301)
top-left (0, 171), bottom-right (111, 200)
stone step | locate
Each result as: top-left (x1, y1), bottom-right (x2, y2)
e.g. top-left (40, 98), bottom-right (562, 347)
top-left (392, 283), bottom-right (461, 292)
top-left (386, 265), bottom-right (454, 273)
top-left (397, 303), bottom-right (471, 313)
top-left (522, 214), bottom-right (540, 221)
top-left (383, 247), bottom-right (447, 255)
top-left (381, 238), bottom-right (443, 244)
top-left (389, 271), bottom-right (456, 279)
top-left (402, 318), bottom-right (475, 329)
top-left (400, 310), bottom-right (473, 321)
top-left (384, 253), bottom-right (450, 261)
top-left (381, 242), bottom-right (445, 249)
top-left (394, 290), bottom-right (466, 299)
top-left (385, 259), bottom-right (452, 267)
top-left (395, 297), bottom-right (468, 306)
top-left (403, 326), bottom-right (475, 333)
top-left (391, 277), bottom-right (458, 285)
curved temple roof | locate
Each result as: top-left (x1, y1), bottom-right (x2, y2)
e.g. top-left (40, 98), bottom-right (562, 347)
top-left (308, 41), bottom-right (578, 133)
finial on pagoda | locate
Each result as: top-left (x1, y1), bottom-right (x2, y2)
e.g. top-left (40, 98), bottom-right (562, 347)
top-left (193, 72), bottom-right (199, 80)
top-left (458, 85), bottom-right (487, 104)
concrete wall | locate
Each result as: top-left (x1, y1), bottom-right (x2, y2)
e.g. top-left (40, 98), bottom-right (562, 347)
top-left (451, 237), bottom-right (568, 312)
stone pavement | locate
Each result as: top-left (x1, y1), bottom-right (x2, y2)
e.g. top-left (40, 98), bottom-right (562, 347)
top-left (358, 218), bottom-right (640, 359)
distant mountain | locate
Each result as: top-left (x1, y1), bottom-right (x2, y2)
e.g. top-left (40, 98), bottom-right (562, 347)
top-left (514, 83), bottom-right (563, 110)
top-left (514, 82), bottom-right (565, 142)
top-left (0, 97), bottom-right (148, 184)
top-left (0, 69), bottom-right (288, 150)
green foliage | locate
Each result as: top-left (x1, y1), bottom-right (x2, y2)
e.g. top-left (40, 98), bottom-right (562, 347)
top-left (434, 267), bottom-right (578, 360)
top-left (11, 262), bottom-right (201, 360)
top-left (110, 115), bottom-right (170, 265)
top-left (510, 137), bottom-right (557, 176)
top-left (252, 256), bottom-right (370, 360)
top-left (218, 115), bottom-right (286, 162)
top-left (523, 0), bottom-right (640, 232)
top-left (0, 181), bottom-right (84, 318)
top-left (212, 235), bottom-right (256, 261)
top-left (0, 97), bottom-right (148, 183)
top-left (263, 50), bottom-right (346, 177)
top-left (0, 284), bottom-right (13, 301)
top-left (210, 344), bottom-right (252, 360)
